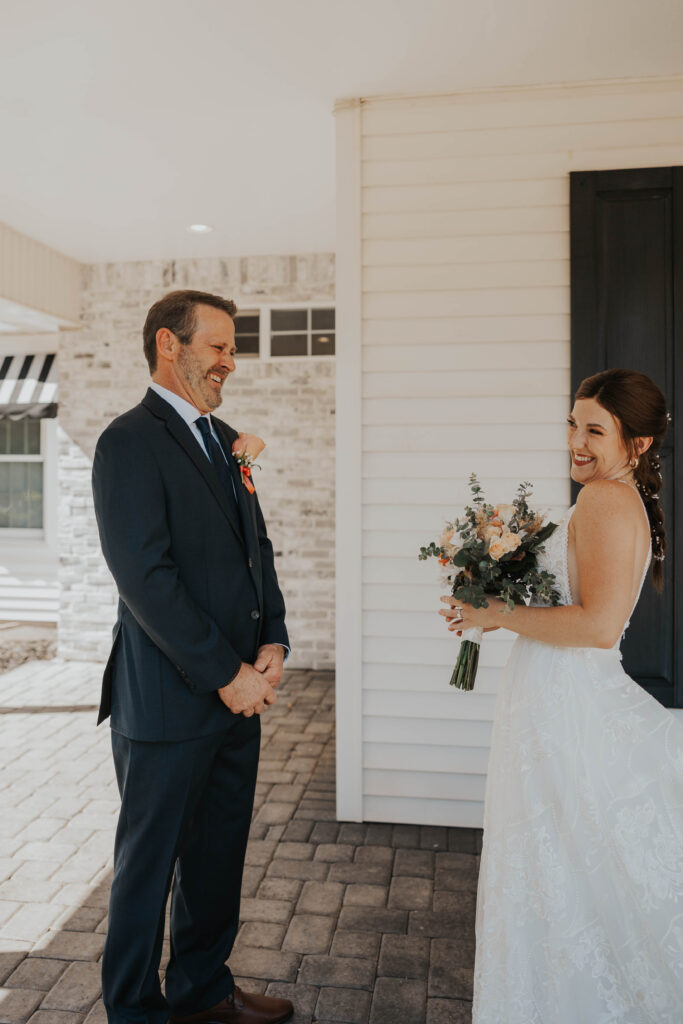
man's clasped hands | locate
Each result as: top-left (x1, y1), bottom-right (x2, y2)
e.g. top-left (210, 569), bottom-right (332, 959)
top-left (219, 644), bottom-right (285, 718)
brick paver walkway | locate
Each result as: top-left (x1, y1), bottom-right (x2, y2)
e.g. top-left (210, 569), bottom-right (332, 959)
top-left (0, 661), bottom-right (480, 1024)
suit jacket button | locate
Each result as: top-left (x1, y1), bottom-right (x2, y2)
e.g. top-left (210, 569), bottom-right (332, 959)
top-left (250, 609), bottom-right (260, 620)
top-left (248, 557), bottom-right (254, 568)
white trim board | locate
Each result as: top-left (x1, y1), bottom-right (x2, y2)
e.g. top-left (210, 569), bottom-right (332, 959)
top-left (334, 99), bottom-right (364, 822)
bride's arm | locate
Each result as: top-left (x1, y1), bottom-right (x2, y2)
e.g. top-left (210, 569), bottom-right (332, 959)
top-left (440, 480), bottom-right (644, 649)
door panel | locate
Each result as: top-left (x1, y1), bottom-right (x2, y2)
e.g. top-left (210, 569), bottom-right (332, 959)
top-left (570, 167), bottom-right (682, 707)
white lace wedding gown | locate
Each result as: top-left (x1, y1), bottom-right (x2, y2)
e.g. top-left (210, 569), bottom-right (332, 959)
top-left (472, 502), bottom-right (683, 1023)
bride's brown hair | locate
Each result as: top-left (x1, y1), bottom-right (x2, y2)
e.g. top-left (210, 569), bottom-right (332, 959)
top-left (574, 368), bottom-right (669, 593)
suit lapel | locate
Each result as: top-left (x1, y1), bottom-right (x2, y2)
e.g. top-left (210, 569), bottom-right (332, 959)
top-left (142, 390), bottom-right (245, 547)
top-left (212, 417), bottom-right (259, 550)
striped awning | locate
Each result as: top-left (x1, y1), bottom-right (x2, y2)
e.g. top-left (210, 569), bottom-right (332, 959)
top-left (0, 354), bottom-right (58, 420)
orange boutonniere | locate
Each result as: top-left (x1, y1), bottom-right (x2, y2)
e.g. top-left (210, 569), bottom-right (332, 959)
top-left (233, 451), bottom-right (259, 493)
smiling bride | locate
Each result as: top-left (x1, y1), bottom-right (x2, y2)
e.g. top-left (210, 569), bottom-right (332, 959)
top-left (441, 369), bottom-right (683, 1023)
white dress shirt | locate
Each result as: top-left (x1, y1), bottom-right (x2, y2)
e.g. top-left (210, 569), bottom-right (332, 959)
top-left (149, 382), bottom-right (222, 459)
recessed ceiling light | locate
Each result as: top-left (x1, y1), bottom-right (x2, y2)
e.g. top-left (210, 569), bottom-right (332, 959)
top-left (187, 223), bottom-right (213, 234)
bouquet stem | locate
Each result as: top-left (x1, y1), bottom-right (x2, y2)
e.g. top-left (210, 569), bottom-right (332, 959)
top-left (449, 627), bottom-right (484, 691)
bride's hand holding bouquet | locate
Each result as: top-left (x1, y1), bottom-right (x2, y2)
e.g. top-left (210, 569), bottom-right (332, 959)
top-left (419, 474), bottom-right (560, 690)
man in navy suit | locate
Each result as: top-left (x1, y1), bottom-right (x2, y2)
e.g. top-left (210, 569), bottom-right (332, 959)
top-left (92, 290), bottom-right (293, 1024)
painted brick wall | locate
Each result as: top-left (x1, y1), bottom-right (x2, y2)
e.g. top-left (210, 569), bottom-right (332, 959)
top-left (58, 254), bottom-right (335, 669)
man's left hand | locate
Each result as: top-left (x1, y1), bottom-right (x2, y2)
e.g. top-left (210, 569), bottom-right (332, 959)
top-left (254, 643), bottom-right (285, 686)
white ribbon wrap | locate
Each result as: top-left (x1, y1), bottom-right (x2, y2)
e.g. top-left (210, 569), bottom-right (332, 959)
top-left (460, 626), bottom-right (483, 646)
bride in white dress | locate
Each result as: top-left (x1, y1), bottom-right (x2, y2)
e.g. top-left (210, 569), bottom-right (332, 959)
top-left (440, 369), bottom-right (683, 1023)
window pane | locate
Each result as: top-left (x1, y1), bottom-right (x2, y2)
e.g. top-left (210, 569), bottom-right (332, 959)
top-left (235, 314), bottom-right (260, 335)
top-left (26, 420), bottom-right (41, 455)
top-left (0, 464), bottom-right (8, 526)
top-left (236, 336), bottom-right (259, 355)
top-left (26, 463), bottom-right (43, 528)
top-left (312, 308), bottom-right (335, 330)
top-left (271, 334), bottom-right (308, 357)
top-left (271, 309), bottom-right (307, 332)
top-left (0, 461), bottom-right (43, 528)
top-left (2, 419), bottom-right (41, 455)
top-left (312, 333), bottom-right (335, 356)
top-left (234, 313), bottom-right (260, 357)
top-left (9, 422), bottom-right (25, 455)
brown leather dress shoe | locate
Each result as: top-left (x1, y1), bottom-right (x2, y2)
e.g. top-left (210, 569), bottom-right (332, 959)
top-left (170, 989), bottom-right (293, 1024)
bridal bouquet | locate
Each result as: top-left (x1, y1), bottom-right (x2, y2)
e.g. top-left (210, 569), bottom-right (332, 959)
top-left (419, 474), bottom-right (560, 690)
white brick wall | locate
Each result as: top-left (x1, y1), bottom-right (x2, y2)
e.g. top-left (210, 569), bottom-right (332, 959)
top-left (58, 254), bottom-right (335, 668)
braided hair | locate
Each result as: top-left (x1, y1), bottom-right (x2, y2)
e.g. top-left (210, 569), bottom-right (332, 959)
top-left (574, 369), bottom-right (670, 593)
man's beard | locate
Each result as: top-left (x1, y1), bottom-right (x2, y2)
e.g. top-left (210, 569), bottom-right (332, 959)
top-left (177, 347), bottom-right (223, 410)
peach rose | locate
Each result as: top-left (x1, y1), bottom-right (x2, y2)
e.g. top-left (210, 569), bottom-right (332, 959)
top-left (494, 503), bottom-right (517, 525)
top-left (488, 528), bottom-right (522, 561)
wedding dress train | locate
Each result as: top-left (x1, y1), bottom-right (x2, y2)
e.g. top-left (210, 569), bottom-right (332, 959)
top-left (472, 503), bottom-right (683, 1023)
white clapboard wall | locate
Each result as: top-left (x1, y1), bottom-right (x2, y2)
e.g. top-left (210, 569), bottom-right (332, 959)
top-left (335, 76), bottom-right (683, 827)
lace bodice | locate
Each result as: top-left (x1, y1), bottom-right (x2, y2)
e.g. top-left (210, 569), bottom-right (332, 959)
top-left (536, 503), bottom-right (651, 649)
top-left (536, 506), bottom-right (574, 608)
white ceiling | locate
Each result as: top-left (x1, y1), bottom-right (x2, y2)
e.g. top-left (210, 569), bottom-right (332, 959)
top-left (1, 0), bottom-right (682, 264)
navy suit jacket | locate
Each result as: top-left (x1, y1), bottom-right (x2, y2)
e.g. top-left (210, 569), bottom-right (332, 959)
top-left (91, 388), bottom-right (289, 742)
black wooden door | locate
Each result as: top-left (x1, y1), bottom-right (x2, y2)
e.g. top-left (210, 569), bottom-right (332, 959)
top-left (570, 166), bottom-right (683, 708)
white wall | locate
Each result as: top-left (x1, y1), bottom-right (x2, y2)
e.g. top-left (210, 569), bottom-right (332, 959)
top-left (335, 75), bottom-right (683, 826)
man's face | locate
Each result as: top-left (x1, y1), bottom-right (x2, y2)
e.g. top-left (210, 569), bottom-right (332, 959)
top-left (172, 304), bottom-right (236, 413)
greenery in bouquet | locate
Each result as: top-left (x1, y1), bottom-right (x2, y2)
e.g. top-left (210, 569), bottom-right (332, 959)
top-left (419, 474), bottom-right (561, 690)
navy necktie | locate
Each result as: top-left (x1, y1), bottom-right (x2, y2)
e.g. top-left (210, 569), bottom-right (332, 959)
top-left (195, 416), bottom-right (238, 508)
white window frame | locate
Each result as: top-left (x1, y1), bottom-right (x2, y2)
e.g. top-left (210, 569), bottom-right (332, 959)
top-left (257, 302), bottom-right (336, 362)
top-left (0, 335), bottom-right (60, 551)
top-left (0, 418), bottom-right (57, 545)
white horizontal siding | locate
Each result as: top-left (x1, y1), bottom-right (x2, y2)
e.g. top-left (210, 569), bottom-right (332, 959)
top-left (365, 769), bottom-right (487, 803)
top-left (335, 75), bottom-right (683, 828)
top-left (362, 487), bottom-right (569, 530)
top-left (364, 637), bottom-right (512, 670)
top-left (363, 421), bottom-right (568, 451)
top-left (363, 314), bottom-right (569, 344)
top-left (365, 741), bottom-right (492, 774)
top-left (364, 261), bottom-right (570, 292)
top-left (365, 288), bottom-right (569, 318)
top-left (0, 222), bottom-right (80, 324)
top-left (362, 178), bottom-right (567, 214)
top-left (364, 206), bottom-right (567, 240)
top-left (362, 118), bottom-right (683, 162)
top-left (362, 367), bottom-right (568, 399)
top-left (364, 234), bottom-right (569, 265)
top-left (363, 796), bottom-right (486, 828)
top-left (363, 395), bottom-right (569, 424)
top-left (365, 715), bottom-right (492, 747)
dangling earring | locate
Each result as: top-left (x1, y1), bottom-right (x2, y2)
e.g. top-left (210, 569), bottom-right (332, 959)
top-left (630, 456), bottom-right (639, 469)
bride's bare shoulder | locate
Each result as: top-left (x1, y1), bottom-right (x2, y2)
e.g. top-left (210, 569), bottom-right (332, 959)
top-left (573, 479), bottom-right (643, 527)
